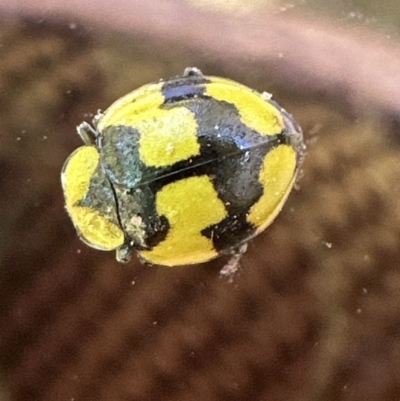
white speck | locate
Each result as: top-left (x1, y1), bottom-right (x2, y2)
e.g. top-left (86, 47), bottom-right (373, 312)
top-left (16, 137), bottom-right (21, 141)
top-left (278, 52), bottom-right (284, 58)
top-left (356, 308), bottom-right (362, 314)
top-left (76, 249), bottom-right (81, 254)
top-left (278, 3), bottom-right (295, 12)
top-left (166, 143), bottom-right (174, 154)
top-left (343, 385), bottom-right (348, 391)
top-left (262, 91), bottom-right (272, 100)
top-left (214, 124), bottom-right (219, 130)
top-left (362, 288), bottom-right (368, 294)
top-left (152, 321), bottom-right (158, 326)
top-left (131, 280), bottom-right (135, 286)
top-left (42, 135), bottom-right (48, 140)
top-left (130, 215), bottom-right (143, 226)
top-left (323, 241), bottom-right (332, 249)
top-left (69, 22), bottom-right (77, 29)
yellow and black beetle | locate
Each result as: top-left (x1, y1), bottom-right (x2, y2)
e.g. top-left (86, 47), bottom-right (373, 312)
top-left (61, 67), bottom-right (305, 266)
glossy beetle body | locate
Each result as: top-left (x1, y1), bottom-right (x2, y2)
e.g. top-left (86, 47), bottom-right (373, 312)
top-left (61, 68), bottom-right (304, 266)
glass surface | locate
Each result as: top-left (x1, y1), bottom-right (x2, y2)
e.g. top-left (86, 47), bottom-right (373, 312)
top-left (1, 1), bottom-right (400, 400)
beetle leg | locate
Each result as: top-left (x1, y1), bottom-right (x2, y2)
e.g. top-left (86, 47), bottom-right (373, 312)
top-left (116, 243), bottom-right (132, 263)
top-left (77, 121), bottom-right (98, 145)
top-left (220, 242), bottom-right (248, 278)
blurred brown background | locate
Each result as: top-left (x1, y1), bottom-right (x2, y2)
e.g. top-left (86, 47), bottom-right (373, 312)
top-left (2, 1), bottom-right (400, 400)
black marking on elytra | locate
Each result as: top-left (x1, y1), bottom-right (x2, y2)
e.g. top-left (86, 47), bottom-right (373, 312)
top-left (99, 125), bottom-right (170, 248)
top-left (100, 125), bottom-right (143, 188)
top-left (161, 75), bottom-right (209, 103)
top-left (182, 97), bottom-right (285, 251)
top-left (202, 215), bottom-right (255, 254)
top-left (112, 182), bottom-right (170, 250)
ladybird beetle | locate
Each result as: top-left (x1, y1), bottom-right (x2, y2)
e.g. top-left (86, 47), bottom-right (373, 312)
top-left (61, 67), bottom-right (304, 266)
